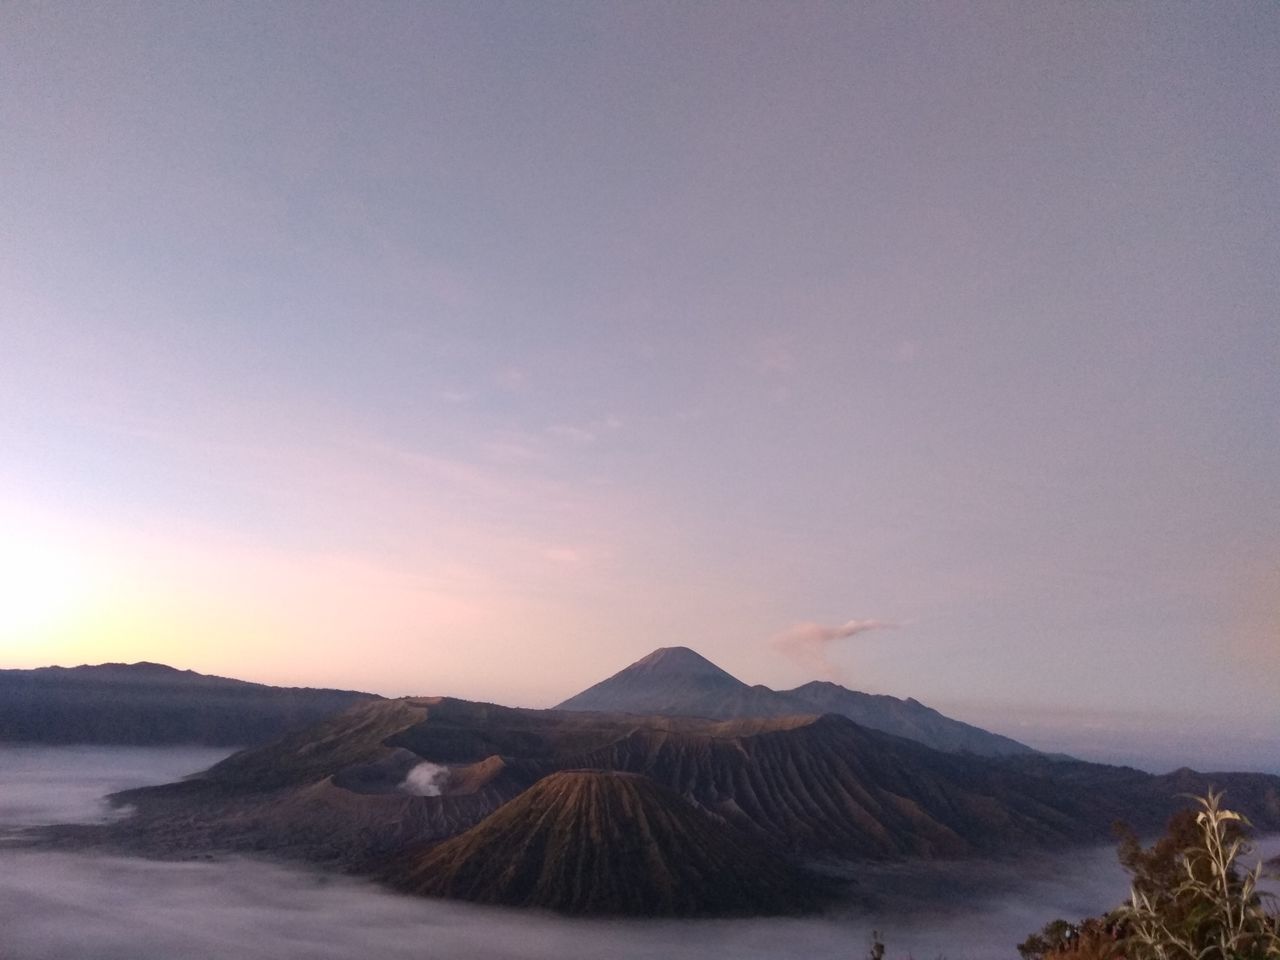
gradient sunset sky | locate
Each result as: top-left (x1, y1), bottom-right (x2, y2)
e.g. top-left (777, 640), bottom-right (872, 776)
top-left (2, 2), bottom-right (1276, 771)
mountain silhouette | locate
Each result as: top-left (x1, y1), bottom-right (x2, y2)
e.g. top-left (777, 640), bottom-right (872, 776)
top-left (0, 662), bottom-right (372, 746)
top-left (556, 646), bottom-right (1033, 756)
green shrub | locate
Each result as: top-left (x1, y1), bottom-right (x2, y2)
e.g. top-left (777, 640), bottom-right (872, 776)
top-left (1019, 791), bottom-right (1279, 960)
top-left (1115, 790), bottom-right (1279, 960)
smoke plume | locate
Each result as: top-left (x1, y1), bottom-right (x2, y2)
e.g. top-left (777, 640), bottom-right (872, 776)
top-left (400, 761), bottom-right (450, 797)
top-left (771, 618), bottom-right (897, 676)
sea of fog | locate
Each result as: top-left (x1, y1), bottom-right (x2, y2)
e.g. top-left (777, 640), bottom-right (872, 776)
top-left (2, 746), bottom-right (1277, 960)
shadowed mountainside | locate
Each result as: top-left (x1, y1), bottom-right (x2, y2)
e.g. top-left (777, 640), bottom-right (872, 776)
top-left (387, 769), bottom-right (822, 915)
top-left (0, 662), bottom-right (373, 746)
top-left (27, 656), bottom-right (1280, 918)
top-left (81, 697), bottom-right (1280, 883)
top-left (782, 680), bottom-right (1034, 756)
top-left (555, 646), bottom-right (1035, 757)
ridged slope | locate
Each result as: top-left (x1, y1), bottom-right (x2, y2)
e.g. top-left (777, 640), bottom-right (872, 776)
top-left (98, 696), bottom-right (1280, 902)
top-left (555, 715), bottom-right (1083, 858)
top-left (390, 769), bottom-right (819, 915)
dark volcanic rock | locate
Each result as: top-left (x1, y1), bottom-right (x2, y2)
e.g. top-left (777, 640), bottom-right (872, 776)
top-left (388, 769), bottom-right (823, 916)
top-left (71, 695), bottom-right (1280, 918)
top-left (97, 697), bottom-right (1280, 867)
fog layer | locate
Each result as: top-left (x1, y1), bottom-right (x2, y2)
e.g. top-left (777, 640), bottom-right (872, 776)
top-left (2, 747), bottom-right (1276, 960)
top-left (0, 745), bottom-right (233, 832)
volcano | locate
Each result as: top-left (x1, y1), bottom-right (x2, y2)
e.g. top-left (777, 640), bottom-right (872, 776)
top-left (556, 646), bottom-right (1033, 757)
top-left (387, 769), bottom-right (822, 915)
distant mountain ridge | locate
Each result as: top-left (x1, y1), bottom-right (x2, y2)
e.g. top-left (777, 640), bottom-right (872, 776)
top-left (5, 648), bottom-right (1030, 756)
top-left (0, 662), bottom-right (373, 746)
top-left (85, 694), bottom-right (1280, 918)
top-left (556, 646), bottom-right (1034, 757)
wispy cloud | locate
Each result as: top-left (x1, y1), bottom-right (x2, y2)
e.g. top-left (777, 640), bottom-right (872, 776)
top-left (546, 416), bottom-right (622, 445)
top-left (743, 337), bottom-right (800, 404)
top-left (477, 437), bottom-right (545, 465)
top-left (745, 336), bottom-right (799, 378)
top-left (771, 618), bottom-right (898, 676)
top-left (546, 424), bottom-right (597, 443)
top-left (435, 389), bottom-right (472, 404)
top-left (493, 367), bottom-right (527, 391)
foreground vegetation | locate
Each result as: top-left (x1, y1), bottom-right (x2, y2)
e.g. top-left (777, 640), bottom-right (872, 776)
top-left (1017, 791), bottom-right (1279, 960)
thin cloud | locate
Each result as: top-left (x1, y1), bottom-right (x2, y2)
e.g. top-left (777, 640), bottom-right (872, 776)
top-left (546, 417), bottom-right (623, 445)
top-left (493, 367), bottom-right (527, 391)
top-left (771, 618), bottom-right (898, 676)
top-left (546, 424), bottom-right (597, 443)
top-left (746, 337), bottom-right (799, 378)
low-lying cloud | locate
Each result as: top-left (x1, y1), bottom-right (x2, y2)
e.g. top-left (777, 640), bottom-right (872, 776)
top-left (4, 745), bottom-right (1277, 960)
top-left (0, 745), bottom-right (232, 830)
top-left (772, 618), bottom-right (898, 676)
top-left (0, 846), bottom-right (1141, 960)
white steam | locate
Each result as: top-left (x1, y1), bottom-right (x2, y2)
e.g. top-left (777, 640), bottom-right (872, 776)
top-left (399, 761), bottom-right (450, 797)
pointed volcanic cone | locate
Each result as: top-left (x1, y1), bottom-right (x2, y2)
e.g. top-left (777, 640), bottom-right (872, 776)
top-left (386, 769), bottom-right (822, 916)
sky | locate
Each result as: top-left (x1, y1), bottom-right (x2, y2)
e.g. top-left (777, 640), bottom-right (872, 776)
top-left (1, 2), bottom-right (1277, 770)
